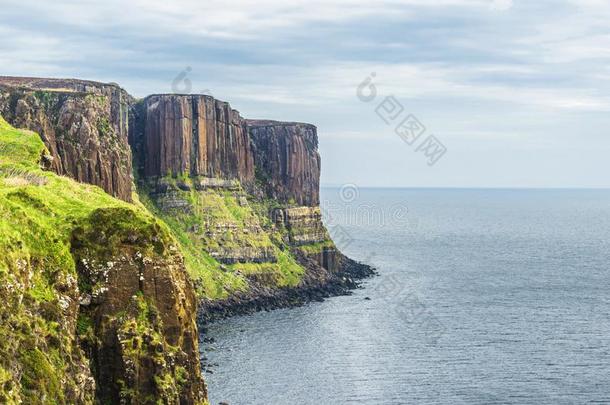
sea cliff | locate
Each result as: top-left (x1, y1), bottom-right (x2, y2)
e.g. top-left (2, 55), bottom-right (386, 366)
top-left (0, 76), bottom-right (373, 403)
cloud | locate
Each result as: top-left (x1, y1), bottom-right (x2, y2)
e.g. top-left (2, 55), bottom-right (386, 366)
top-left (1, 0), bottom-right (609, 186)
top-left (489, 0), bottom-right (513, 11)
top-left (2, 0), bottom-right (607, 113)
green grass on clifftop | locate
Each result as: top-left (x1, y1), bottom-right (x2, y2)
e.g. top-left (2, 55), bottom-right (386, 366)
top-left (0, 116), bottom-right (183, 403)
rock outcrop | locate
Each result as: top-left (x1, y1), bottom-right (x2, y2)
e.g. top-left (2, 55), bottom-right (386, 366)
top-left (273, 206), bottom-right (329, 246)
top-left (131, 95), bottom-right (254, 186)
top-left (128, 93), bottom-right (371, 309)
top-left (0, 76), bottom-right (134, 201)
top-left (149, 181), bottom-right (279, 268)
top-left (72, 208), bottom-right (207, 404)
top-left (1, 76), bottom-right (374, 403)
top-left (248, 120), bottom-right (320, 207)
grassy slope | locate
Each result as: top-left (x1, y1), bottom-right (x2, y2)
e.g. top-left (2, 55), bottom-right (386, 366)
top-left (139, 183), bottom-right (305, 299)
top-left (0, 117), bottom-right (200, 403)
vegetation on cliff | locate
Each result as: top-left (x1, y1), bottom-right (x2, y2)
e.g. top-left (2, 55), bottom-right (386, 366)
top-left (0, 79), bottom-right (134, 201)
top-left (138, 177), bottom-right (307, 300)
top-left (0, 117), bottom-right (206, 404)
top-left (0, 77), bottom-right (369, 403)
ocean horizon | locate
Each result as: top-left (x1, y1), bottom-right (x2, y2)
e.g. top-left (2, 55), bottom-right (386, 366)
top-left (204, 187), bottom-right (610, 404)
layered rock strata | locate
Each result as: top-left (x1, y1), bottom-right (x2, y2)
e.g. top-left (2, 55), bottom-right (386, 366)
top-left (273, 206), bottom-right (329, 246)
top-left (128, 93), bottom-right (371, 312)
top-left (1, 76), bottom-right (375, 402)
top-left (246, 120), bottom-right (344, 273)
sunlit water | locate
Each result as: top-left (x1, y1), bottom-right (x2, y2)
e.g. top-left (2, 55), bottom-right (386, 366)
top-left (202, 188), bottom-right (610, 405)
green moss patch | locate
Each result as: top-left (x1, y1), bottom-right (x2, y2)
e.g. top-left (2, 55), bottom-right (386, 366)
top-left (139, 178), bottom-right (308, 297)
top-left (298, 239), bottom-right (336, 255)
top-left (0, 116), bottom-right (183, 403)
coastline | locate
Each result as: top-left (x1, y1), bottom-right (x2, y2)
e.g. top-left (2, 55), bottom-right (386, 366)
top-left (198, 254), bottom-right (376, 324)
top-left (0, 75), bottom-right (373, 403)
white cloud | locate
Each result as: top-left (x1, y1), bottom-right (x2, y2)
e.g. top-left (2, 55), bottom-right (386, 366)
top-left (0, 0), bottom-right (519, 40)
top-left (2, 0), bottom-right (610, 186)
top-left (196, 61), bottom-right (610, 113)
top-left (489, 0), bottom-right (513, 11)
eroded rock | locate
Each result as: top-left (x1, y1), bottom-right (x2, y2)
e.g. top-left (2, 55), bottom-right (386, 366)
top-left (248, 120), bottom-right (321, 207)
top-left (131, 95), bottom-right (254, 186)
top-left (71, 207), bottom-right (207, 404)
top-left (0, 76), bottom-right (134, 201)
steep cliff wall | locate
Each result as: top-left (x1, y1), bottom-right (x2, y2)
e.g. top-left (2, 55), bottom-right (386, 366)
top-left (129, 93), bottom-right (370, 308)
top-left (0, 76), bottom-right (373, 402)
top-left (131, 95), bottom-right (254, 185)
top-left (71, 208), bottom-right (206, 404)
top-left (247, 121), bottom-right (346, 273)
top-left (248, 120), bottom-right (320, 207)
top-left (0, 77), bottom-right (134, 201)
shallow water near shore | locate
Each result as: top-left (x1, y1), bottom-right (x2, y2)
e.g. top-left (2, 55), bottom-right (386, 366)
top-left (202, 188), bottom-right (610, 405)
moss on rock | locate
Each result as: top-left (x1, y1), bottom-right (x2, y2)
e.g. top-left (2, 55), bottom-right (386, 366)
top-left (0, 116), bottom-right (207, 404)
top-left (139, 176), bottom-right (310, 298)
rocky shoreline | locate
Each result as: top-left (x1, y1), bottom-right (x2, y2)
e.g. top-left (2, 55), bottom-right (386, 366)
top-left (198, 255), bottom-right (376, 324)
top-left (0, 75), bottom-right (373, 403)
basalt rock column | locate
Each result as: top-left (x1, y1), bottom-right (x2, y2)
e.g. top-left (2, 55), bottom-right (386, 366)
top-left (132, 94), bottom-right (254, 185)
top-left (247, 120), bottom-right (343, 272)
top-left (247, 120), bottom-right (320, 207)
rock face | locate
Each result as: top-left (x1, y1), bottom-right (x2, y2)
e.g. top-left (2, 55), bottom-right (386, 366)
top-left (129, 93), bottom-right (368, 302)
top-left (71, 208), bottom-right (207, 404)
top-left (0, 116), bottom-right (207, 404)
top-left (0, 76), bottom-right (374, 403)
top-left (248, 120), bottom-right (320, 207)
top-left (273, 206), bottom-right (329, 246)
top-left (149, 182), bottom-right (279, 267)
top-left (0, 76), bottom-right (134, 201)
top-left (130, 99), bottom-right (321, 209)
top-left (272, 206), bottom-right (342, 272)
top-left (131, 95), bottom-right (254, 185)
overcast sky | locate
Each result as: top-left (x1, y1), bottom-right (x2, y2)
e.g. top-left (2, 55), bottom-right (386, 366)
top-left (1, 0), bottom-right (609, 188)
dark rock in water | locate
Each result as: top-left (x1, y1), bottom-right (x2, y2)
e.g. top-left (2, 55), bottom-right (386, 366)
top-left (364, 297), bottom-right (371, 300)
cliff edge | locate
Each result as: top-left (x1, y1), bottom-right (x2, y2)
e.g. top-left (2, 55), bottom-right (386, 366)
top-left (0, 77), bottom-right (134, 201)
top-left (129, 94), bottom-right (374, 321)
top-left (0, 76), bottom-right (373, 403)
top-left (0, 117), bottom-right (206, 403)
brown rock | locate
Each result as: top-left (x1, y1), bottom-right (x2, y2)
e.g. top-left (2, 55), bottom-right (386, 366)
top-left (71, 207), bottom-right (207, 404)
top-left (131, 95), bottom-right (254, 185)
top-left (274, 206), bottom-right (329, 246)
top-left (0, 76), bottom-right (134, 201)
top-left (247, 120), bottom-right (320, 206)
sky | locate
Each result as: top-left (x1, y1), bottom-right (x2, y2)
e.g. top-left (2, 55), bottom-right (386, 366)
top-left (1, 0), bottom-right (609, 188)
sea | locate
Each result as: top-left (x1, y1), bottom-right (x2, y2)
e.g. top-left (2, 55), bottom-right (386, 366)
top-left (202, 188), bottom-right (610, 405)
